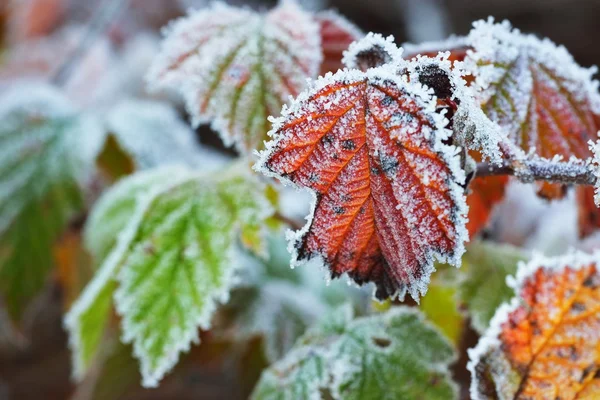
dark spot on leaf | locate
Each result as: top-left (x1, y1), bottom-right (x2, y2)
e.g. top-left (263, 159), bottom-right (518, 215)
top-left (571, 301), bottom-right (586, 313)
top-left (381, 95), bottom-right (394, 106)
top-left (417, 64), bottom-right (453, 99)
top-left (372, 337), bottom-right (391, 348)
top-left (371, 166), bottom-right (381, 175)
top-left (333, 206), bottom-right (345, 215)
top-left (583, 275), bottom-right (599, 288)
top-left (353, 44), bottom-right (392, 72)
top-left (379, 154), bottom-right (399, 175)
top-left (309, 173), bottom-right (320, 183)
top-left (322, 134), bottom-right (334, 144)
top-left (342, 139), bottom-right (356, 150)
top-left (340, 194), bottom-right (352, 202)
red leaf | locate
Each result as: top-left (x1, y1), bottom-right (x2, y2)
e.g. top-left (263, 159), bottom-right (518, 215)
top-left (256, 68), bottom-right (468, 300)
top-left (315, 11), bottom-right (362, 75)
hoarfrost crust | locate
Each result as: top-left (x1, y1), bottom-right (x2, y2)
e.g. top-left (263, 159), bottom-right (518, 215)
top-left (468, 250), bottom-right (600, 400)
top-left (254, 64), bottom-right (469, 302)
top-left (591, 140), bottom-right (600, 206)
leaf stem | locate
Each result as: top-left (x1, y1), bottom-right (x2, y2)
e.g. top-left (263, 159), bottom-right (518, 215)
top-left (51, 0), bottom-right (127, 87)
top-left (274, 211), bottom-right (303, 231)
top-left (476, 159), bottom-right (597, 186)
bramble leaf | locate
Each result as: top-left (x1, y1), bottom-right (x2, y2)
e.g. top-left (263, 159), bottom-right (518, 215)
top-left (252, 305), bottom-right (458, 400)
top-left (147, 1), bottom-right (322, 153)
top-left (466, 19), bottom-right (600, 198)
top-left (469, 251), bottom-right (600, 399)
top-left (256, 65), bottom-right (468, 301)
top-left (0, 83), bottom-right (103, 320)
top-left (65, 165), bottom-right (273, 387)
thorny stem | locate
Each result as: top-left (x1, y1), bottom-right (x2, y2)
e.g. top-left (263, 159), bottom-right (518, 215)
top-left (51, 0), bottom-right (127, 87)
top-left (476, 159), bottom-right (597, 186)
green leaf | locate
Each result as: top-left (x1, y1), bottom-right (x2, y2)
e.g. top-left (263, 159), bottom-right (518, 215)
top-left (0, 83), bottom-right (103, 320)
top-left (459, 241), bottom-right (527, 333)
top-left (84, 167), bottom-right (180, 266)
top-left (252, 305), bottom-right (458, 400)
top-left (421, 278), bottom-right (463, 345)
top-left (66, 164), bottom-right (273, 387)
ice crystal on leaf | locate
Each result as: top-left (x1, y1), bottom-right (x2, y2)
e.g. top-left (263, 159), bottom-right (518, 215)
top-left (147, 1), bottom-right (322, 153)
top-left (255, 66), bottom-right (468, 302)
top-left (0, 82), bottom-right (103, 320)
top-left (65, 164), bottom-right (273, 387)
top-left (252, 305), bottom-right (458, 400)
top-left (468, 251), bottom-right (600, 400)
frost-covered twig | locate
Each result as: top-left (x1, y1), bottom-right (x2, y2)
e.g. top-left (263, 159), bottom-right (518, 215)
top-left (52, 0), bottom-right (127, 86)
top-left (476, 159), bottom-right (597, 186)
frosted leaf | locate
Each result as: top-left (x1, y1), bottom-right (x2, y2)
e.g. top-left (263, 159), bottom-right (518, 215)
top-left (468, 251), bottom-right (600, 400)
top-left (65, 164), bottom-right (273, 386)
top-left (255, 66), bottom-right (468, 302)
top-left (315, 10), bottom-right (362, 75)
top-left (465, 18), bottom-right (600, 162)
top-left (147, 1), bottom-right (322, 153)
top-left (459, 241), bottom-right (527, 333)
top-left (105, 99), bottom-right (205, 170)
top-left (0, 82), bottom-right (104, 320)
top-left (252, 306), bottom-right (458, 400)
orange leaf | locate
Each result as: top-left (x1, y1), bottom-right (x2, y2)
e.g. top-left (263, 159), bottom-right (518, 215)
top-left (315, 11), bottom-right (362, 75)
top-left (256, 68), bottom-right (468, 301)
top-left (466, 175), bottom-right (508, 237)
top-left (469, 252), bottom-right (600, 400)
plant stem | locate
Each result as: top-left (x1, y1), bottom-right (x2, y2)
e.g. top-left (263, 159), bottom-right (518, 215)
top-left (274, 211), bottom-right (303, 231)
top-left (476, 159), bottom-right (597, 186)
top-left (51, 0), bottom-right (127, 87)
